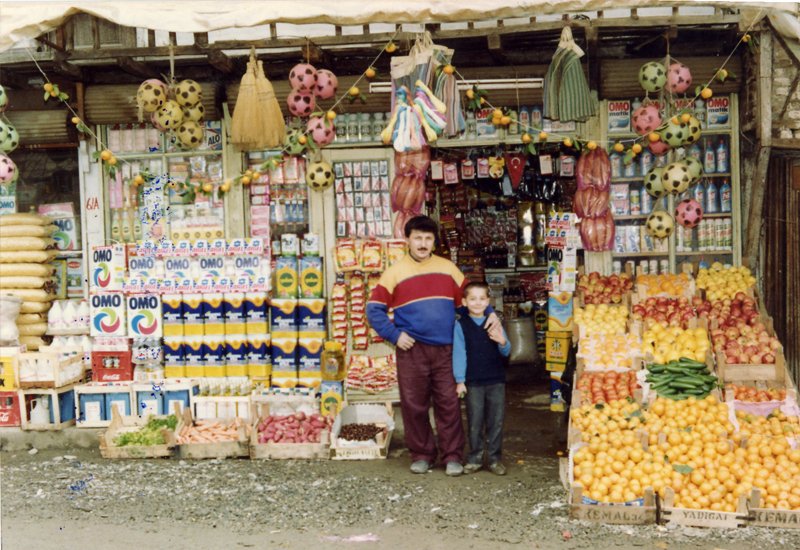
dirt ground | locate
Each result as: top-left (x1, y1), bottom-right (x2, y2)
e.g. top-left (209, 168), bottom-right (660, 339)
top-left (2, 370), bottom-right (800, 549)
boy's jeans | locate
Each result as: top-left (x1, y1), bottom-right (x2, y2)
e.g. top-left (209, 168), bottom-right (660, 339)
top-left (464, 382), bottom-right (505, 465)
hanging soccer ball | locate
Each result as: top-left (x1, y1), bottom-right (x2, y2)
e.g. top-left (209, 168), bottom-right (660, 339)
top-left (176, 120), bottom-right (204, 149)
top-left (632, 104), bottom-right (662, 136)
top-left (661, 161), bottom-right (692, 194)
top-left (314, 69), bottom-right (338, 100)
top-left (175, 79), bottom-right (202, 107)
top-left (0, 154), bottom-right (16, 185)
top-left (306, 160), bottom-right (334, 191)
top-left (646, 211), bottom-right (675, 239)
top-left (284, 129), bottom-right (307, 156)
top-left (154, 99), bottom-right (184, 130)
top-left (306, 116), bottom-right (335, 146)
top-left (0, 84), bottom-right (8, 113)
top-left (685, 157), bottom-right (703, 181)
top-left (287, 89), bottom-right (316, 118)
top-left (150, 111), bottom-right (167, 132)
top-left (648, 138), bottom-right (671, 155)
top-left (675, 198), bottom-right (703, 228)
top-left (136, 79), bottom-right (168, 113)
top-left (638, 62), bottom-right (667, 93)
top-left (660, 119), bottom-right (688, 147)
top-left (644, 166), bottom-right (666, 198)
top-left (182, 102), bottom-right (205, 122)
top-left (289, 63), bottom-right (318, 91)
top-left (667, 62), bottom-right (693, 94)
top-left (0, 120), bottom-right (19, 154)
top-left (682, 115), bottom-right (702, 145)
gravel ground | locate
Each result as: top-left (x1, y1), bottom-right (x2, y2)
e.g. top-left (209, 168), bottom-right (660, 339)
top-left (3, 379), bottom-right (800, 549)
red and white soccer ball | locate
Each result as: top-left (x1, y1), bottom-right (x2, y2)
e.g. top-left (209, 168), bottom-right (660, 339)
top-left (667, 62), bottom-right (693, 94)
top-left (307, 116), bottom-right (335, 146)
top-left (648, 138), bottom-right (671, 155)
top-left (287, 89), bottom-right (316, 118)
top-left (632, 104), bottom-right (662, 136)
top-left (289, 63), bottom-right (318, 92)
top-left (675, 198), bottom-right (703, 228)
top-left (314, 69), bottom-right (338, 100)
top-left (0, 154), bottom-right (16, 185)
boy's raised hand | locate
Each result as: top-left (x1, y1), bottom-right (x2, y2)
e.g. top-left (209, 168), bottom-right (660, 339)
top-left (488, 325), bottom-right (507, 346)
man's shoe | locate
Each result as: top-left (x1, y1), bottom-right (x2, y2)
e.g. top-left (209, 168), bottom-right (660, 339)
top-left (410, 460), bottom-right (431, 474)
top-left (445, 461), bottom-right (464, 476)
top-left (463, 463), bottom-right (482, 474)
top-left (489, 462), bottom-right (507, 476)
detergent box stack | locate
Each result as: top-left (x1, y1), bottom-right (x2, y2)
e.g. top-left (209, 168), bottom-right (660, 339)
top-left (270, 233), bottom-right (326, 390)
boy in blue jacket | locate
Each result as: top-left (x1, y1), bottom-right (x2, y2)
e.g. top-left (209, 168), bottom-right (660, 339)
top-left (453, 282), bottom-right (511, 475)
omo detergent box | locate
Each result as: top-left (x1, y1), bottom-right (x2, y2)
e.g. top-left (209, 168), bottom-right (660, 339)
top-left (90, 244), bottom-right (126, 293)
top-left (195, 255), bottom-right (227, 280)
top-left (164, 256), bottom-right (193, 281)
top-left (273, 256), bottom-right (298, 298)
top-left (126, 294), bottom-right (163, 338)
top-left (232, 255), bottom-right (264, 281)
top-left (270, 299), bottom-right (298, 332)
top-left (244, 292), bottom-right (268, 334)
top-left (222, 293), bottom-right (246, 334)
top-left (297, 299), bottom-right (326, 332)
top-left (547, 291), bottom-right (574, 332)
top-left (298, 256), bottom-right (324, 298)
top-left (38, 203), bottom-right (80, 251)
top-left (89, 292), bottom-right (127, 337)
top-left (606, 99), bottom-right (631, 134)
top-left (127, 255), bottom-right (162, 279)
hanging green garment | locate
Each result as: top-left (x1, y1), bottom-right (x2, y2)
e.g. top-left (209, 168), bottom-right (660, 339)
top-left (543, 44), bottom-right (596, 122)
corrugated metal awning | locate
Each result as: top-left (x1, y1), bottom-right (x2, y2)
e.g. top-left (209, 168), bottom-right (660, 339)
top-left (4, 109), bottom-right (70, 145)
top-left (84, 82), bottom-right (220, 124)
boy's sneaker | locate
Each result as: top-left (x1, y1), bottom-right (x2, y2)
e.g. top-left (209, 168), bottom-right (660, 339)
top-left (445, 461), bottom-right (464, 476)
top-left (410, 460), bottom-right (431, 474)
top-left (463, 463), bottom-right (482, 474)
top-left (489, 462), bottom-right (507, 476)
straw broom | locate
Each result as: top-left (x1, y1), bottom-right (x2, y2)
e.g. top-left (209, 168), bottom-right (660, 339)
top-left (254, 60), bottom-right (286, 149)
top-left (231, 50), bottom-right (263, 150)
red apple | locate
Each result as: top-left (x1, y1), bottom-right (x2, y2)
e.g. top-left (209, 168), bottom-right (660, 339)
top-left (763, 353), bottom-right (776, 364)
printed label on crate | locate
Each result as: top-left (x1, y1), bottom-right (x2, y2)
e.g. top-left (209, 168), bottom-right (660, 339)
top-left (607, 100), bottom-right (631, 134)
top-left (706, 96), bottom-right (730, 128)
top-left (90, 244), bottom-right (126, 292)
top-left (126, 294), bottom-right (162, 338)
top-left (209, 239), bottom-right (227, 256)
top-left (89, 292), bottom-right (127, 336)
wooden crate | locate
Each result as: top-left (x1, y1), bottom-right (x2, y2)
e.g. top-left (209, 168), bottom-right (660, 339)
top-left (660, 486), bottom-right (749, 528)
top-left (0, 346), bottom-right (24, 390)
top-left (174, 406), bottom-right (249, 459)
top-left (99, 407), bottom-right (176, 459)
top-left (747, 488), bottom-right (800, 528)
top-left (568, 485), bottom-right (657, 525)
top-left (716, 349), bottom-right (789, 383)
top-left (74, 381), bottom-right (134, 428)
top-left (249, 402), bottom-right (330, 460)
top-left (20, 385), bottom-right (76, 430)
top-left (192, 395), bottom-right (251, 421)
top-left (329, 402), bottom-right (395, 460)
top-left (17, 351), bottom-right (84, 389)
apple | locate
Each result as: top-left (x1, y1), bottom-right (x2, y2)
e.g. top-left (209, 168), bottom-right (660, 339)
top-left (726, 353), bottom-right (741, 364)
top-left (734, 291), bottom-right (747, 301)
top-left (725, 327), bottom-right (740, 340)
top-left (763, 352), bottom-right (776, 364)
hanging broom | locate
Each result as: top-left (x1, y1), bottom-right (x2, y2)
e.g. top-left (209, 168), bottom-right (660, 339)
top-left (231, 49), bottom-right (263, 150)
top-left (254, 60), bottom-right (286, 149)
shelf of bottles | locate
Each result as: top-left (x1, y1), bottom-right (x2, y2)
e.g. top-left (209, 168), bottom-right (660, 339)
top-left (100, 123), bottom-right (226, 244)
top-left (603, 95), bottom-right (740, 274)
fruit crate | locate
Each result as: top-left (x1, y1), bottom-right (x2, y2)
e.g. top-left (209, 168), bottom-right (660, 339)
top-left (99, 407), bottom-right (176, 459)
top-left (660, 486), bottom-right (749, 528)
top-left (329, 402), bottom-right (395, 460)
top-left (174, 405), bottom-right (250, 459)
top-left (20, 385), bottom-right (76, 430)
top-left (249, 400), bottom-right (330, 460)
top-left (723, 376), bottom-right (798, 414)
top-left (747, 488), bottom-right (800, 528)
top-left (568, 485), bottom-right (658, 524)
top-left (571, 305), bottom-right (631, 343)
top-left (716, 349), bottom-right (789, 384)
top-left (18, 351), bottom-right (85, 389)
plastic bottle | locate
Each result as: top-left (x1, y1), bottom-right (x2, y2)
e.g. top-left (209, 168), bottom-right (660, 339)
top-left (132, 208), bottom-right (143, 242)
top-left (63, 300), bottom-right (77, 328)
top-left (121, 208), bottom-right (133, 243)
top-left (372, 112), bottom-right (384, 142)
top-left (321, 341), bottom-right (346, 381)
top-left (703, 139), bottom-right (716, 173)
top-left (610, 152), bottom-right (623, 178)
top-left (359, 113), bottom-right (372, 142)
top-left (631, 97), bottom-right (642, 113)
top-left (719, 179), bottom-right (732, 213)
top-left (624, 157), bottom-right (637, 178)
top-left (49, 301), bottom-right (64, 330)
top-left (110, 209), bottom-right (122, 242)
top-left (688, 143), bottom-right (702, 162)
top-left (715, 137), bottom-right (729, 173)
top-left (705, 180), bottom-right (719, 214)
top-left (640, 187), bottom-right (653, 214)
top-left (518, 107), bottom-right (530, 134)
top-left (692, 181), bottom-right (706, 211)
top-left (639, 149), bottom-right (654, 175)
top-left (694, 98), bottom-right (706, 129)
top-left (530, 106), bottom-right (543, 131)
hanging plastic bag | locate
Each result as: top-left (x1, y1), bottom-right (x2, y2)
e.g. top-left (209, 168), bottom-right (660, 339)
top-left (579, 209), bottom-right (615, 252)
top-left (576, 148), bottom-right (612, 192)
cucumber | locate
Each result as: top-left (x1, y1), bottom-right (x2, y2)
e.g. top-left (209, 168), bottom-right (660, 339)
top-left (670, 380), bottom-right (703, 390)
top-left (647, 364), bottom-right (667, 374)
top-left (665, 364), bottom-right (690, 375)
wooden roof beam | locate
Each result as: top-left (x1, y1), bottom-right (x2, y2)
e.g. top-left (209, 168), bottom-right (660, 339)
top-left (52, 58), bottom-right (83, 80)
top-left (207, 50), bottom-right (235, 75)
top-left (487, 33), bottom-right (507, 65)
top-left (117, 56), bottom-right (153, 79)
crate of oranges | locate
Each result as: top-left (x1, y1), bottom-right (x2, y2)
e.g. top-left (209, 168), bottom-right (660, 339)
top-left (635, 272), bottom-right (696, 301)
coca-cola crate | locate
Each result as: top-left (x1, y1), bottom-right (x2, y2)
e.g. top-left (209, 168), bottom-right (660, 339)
top-left (91, 350), bottom-right (133, 382)
top-left (0, 391), bottom-right (22, 427)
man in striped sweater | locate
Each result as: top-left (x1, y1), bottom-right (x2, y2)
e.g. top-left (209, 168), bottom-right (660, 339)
top-left (367, 216), bottom-right (500, 476)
